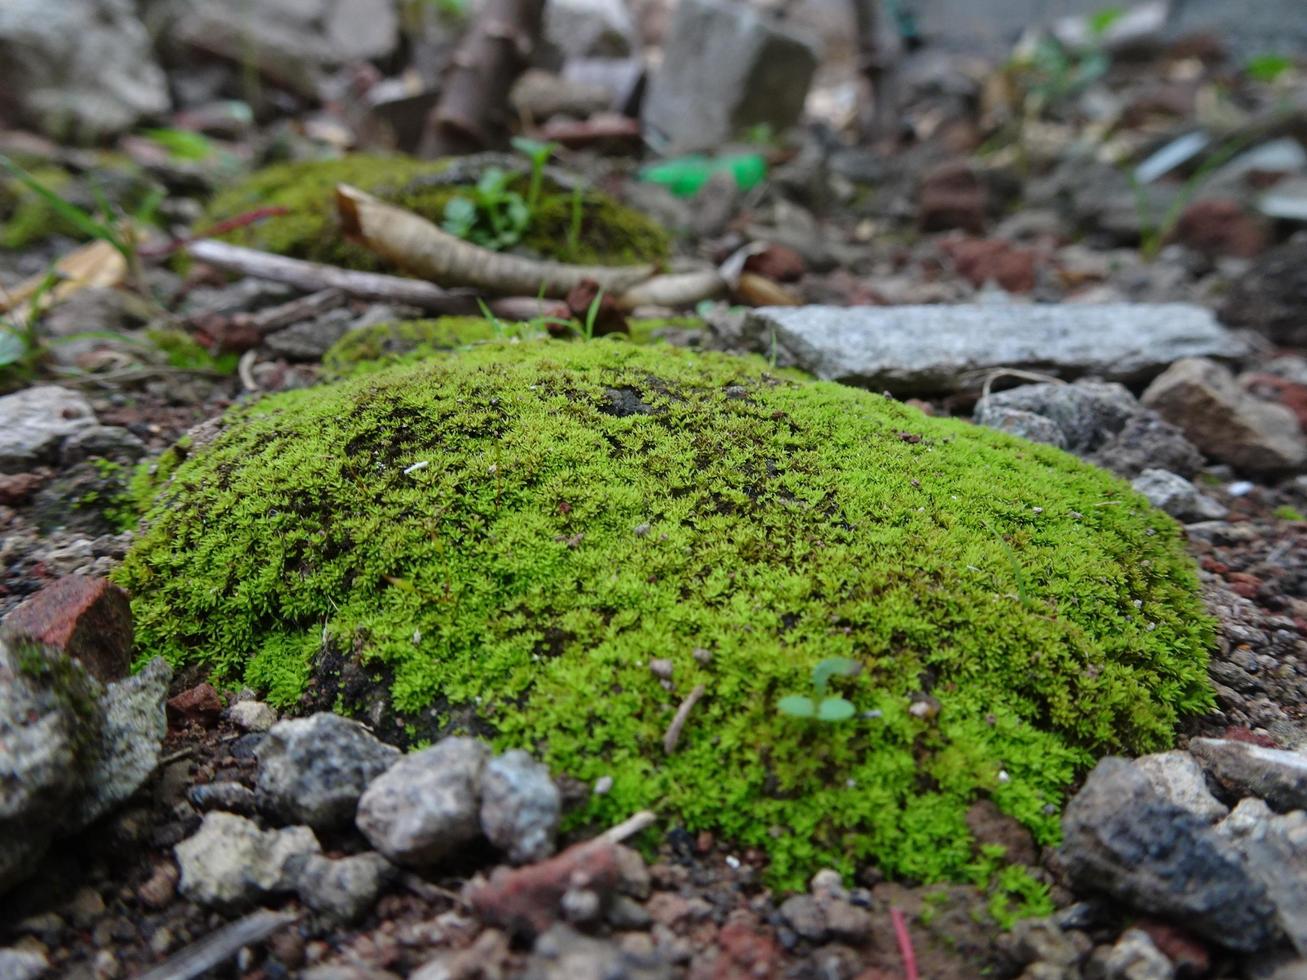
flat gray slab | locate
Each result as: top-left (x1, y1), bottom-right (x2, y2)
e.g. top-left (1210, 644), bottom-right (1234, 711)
top-left (744, 304), bottom-right (1246, 395)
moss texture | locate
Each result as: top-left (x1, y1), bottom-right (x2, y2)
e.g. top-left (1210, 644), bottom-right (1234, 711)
top-left (199, 155), bottom-right (671, 270)
top-left (117, 340), bottom-right (1212, 887)
top-left (320, 316), bottom-right (705, 380)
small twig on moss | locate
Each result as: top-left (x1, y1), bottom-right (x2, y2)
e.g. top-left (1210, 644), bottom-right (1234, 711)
top-left (890, 907), bottom-right (919, 980)
top-left (663, 683), bottom-right (706, 754)
top-left (157, 746), bottom-right (197, 767)
top-left (600, 810), bottom-right (658, 845)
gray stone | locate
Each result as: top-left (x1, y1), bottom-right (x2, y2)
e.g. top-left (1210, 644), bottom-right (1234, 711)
top-left (976, 381), bottom-right (1140, 453)
top-left (0, 947), bottom-right (49, 980)
top-left (910, 0), bottom-right (1128, 54)
top-left (1189, 738), bottom-right (1307, 813)
top-left (0, 639), bottom-right (85, 893)
top-left (175, 811), bottom-right (321, 911)
top-left (1058, 757), bottom-right (1279, 952)
top-left (68, 656), bottom-right (171, 831)
top-left (1130, 470), bottom-right (1228, 522)
top-left (0, 0), bottom-right (169, 142)
top-left (1085, 928), bottom-right (1174, 980)
top-left (0, 386), bottom-right (97, 473)
top-left (779, 893), bottom-right (827, 941)
top-left (297, 851), bottom-right (394, 924)
top-left (0, 638), bottom-right (170, 897)
top-left (1222, 240), bottom-right (1307, 346)
top-left (356, 737), bottom-right (489, 867)
top-left (155, 0), bottom-right (399, 99)
top-left (228, 700), bottom-right (277, 732)
top-left (1134, 750), bottom-right (1228, 822)
top-left (1167, 0), bottom-right (1307, 62)
top-left (544, 0), bottom-right (637, 59)
top-left (1088, 414), bottom-right (1205, 480)
top-left (642, 0), bottom-right (819, 154)
top-left (256, 713), bottom-right (400, 831)
top-left (1218, 797), bottom-right (1276, 841)
top-left (1009, 916), bottom-right (1093, 967)
top-left (264, 310), bottom-right (354, 362)
top-left (1240, 811), bottom-right (1307, 955)
top-left (1260, 179), bottom-right (1307, 224)
top-left (822, 898), bottom-right (874, 945)
top-left (973, 407), bottom-right (1068, 448)
top-left (59, 426), bottom-right (146, 466)
top-left (524, 924), bottom-right (671, 980)
top-left (1142, 358), bottom-right (1307, 474)
top-left (744, 304), bottom-right (1245, 396)
top-left (479, 750), bottom-right (561, 865)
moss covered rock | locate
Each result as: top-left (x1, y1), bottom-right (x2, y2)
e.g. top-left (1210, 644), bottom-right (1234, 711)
top-left (117, 340), bottom-right (1212, 887)
top-left (200, 155), bottom-right (671, 270)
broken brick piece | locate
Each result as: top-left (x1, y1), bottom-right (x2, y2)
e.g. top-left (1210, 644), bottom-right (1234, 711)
top-left (166, 682), bottom-right (225, 729)
top-left (0, 575), bottom-right (132, 682)
top-left (466, 838), bottom-right (622, 938)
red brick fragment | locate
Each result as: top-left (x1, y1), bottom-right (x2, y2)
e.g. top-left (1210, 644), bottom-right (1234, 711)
top-left (466, 838), bottom-right (622, 938)
top-left (0, 575), bottom-right (132, 682)
top-left (166, 682), bottom-right (224, 729)
top-left (0, 472), bottom-right (47, 506)
top-left (1136, 919), bottom-right (1211, 977)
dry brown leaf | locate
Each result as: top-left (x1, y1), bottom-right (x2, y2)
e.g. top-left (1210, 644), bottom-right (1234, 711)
top-left (0, 240), bottom-right (126, 318)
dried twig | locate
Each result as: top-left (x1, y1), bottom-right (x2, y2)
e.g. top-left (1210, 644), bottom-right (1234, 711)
top-left (977, 368), bottom-right (1069, 402)
top-left (600, 810), bottom-right (657, 845)
top-left (336, 184), bottom-right (656, 298)
top-left (186, 239), bottom-right (477, 314)
top-left (135, 909), bottom-right (298, 980)
top-left (663, 683), bottom-right (706, 755)
top-left (617, 270), bottom-right (725, 311)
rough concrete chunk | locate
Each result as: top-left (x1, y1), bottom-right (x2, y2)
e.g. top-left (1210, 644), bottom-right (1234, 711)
top-left (480, 750), bottom-right (561, 865)
top-left (1134, 750), bottom-right (1228, 823)
top-left (744, 304), bottom-right (1245, 395)
top-left (642, 0), bottom-right (819, 154)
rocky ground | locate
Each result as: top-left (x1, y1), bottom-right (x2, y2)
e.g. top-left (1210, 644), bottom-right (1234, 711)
top-left (5, 0), bottom-right (1307, 978)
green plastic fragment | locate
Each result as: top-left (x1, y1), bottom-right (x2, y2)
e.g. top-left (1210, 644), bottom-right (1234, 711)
top-left (638, 152), bottom-right (768, 198)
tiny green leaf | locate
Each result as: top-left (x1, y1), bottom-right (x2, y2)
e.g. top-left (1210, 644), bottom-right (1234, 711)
top-left (0, 326), bottom-right (27, 368)
top-left (777, 695), bottom-right (816, 718)
top-left (812, 656), bottom-right (860, 694)
top-left (817, 697), bottom-right (856, 722)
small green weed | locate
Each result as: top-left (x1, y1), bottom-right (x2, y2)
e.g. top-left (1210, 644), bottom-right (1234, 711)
top-left (1274, 505), bottom-right (1304, 522)
top-left (1247, 53), bottom-right (1294, 84)
top-left (442, 139), bottom-right (562, 252)
top-left (777, 656), bottom-right (861, 722)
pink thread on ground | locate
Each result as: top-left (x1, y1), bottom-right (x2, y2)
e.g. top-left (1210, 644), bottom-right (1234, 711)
top-left (890, 906), bottom-right (919, 980)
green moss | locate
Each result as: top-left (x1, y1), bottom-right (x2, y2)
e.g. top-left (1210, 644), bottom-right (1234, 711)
top-left (322, 317), bottom-right (501, 379)
top-left (117, 340), bottom-right (1213, 888)
top-left (0, 157), bottom-right (158, 250)
top-left (199, 155), bottom-right (671, 270)
top-left (1274, 505), bottom-right (1304, 522)
top-left (146, 328), bottom-right (240, 375)
top-left (323, 315), bottom-right (708, 381)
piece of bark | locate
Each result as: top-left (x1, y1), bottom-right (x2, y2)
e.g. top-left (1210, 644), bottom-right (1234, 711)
top-left (421, 0), bottom-right (546, 156)
top-left (336, 184), bottom-right (656, 297)
top-left (185, 239), bottom-right (476, 314)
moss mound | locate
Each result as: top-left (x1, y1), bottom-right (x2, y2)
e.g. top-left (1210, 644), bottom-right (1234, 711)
top-left (321, 316), bottom-right (706, 380)
top-left (200, 155), bottom-right (671, 270)
top-left (117, 341), bottom-right (1212, 887)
